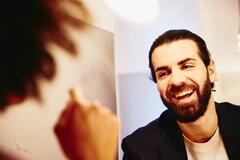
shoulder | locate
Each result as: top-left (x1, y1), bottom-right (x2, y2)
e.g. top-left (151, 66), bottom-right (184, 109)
top-left (216, 102), bottom-right (240, 114)
top-left (123, 109), bottom-right (173, 142)
top-left (121, 110), bottom-right (171, 159)
top-left (216, 102), bottom-right (240, 122)
top-left (121, 110), bottom-right (184, 159)
top-left (121, 109), bottom-right (176, 151)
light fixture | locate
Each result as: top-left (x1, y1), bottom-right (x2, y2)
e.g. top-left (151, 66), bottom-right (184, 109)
top-left (102, 0), bottom-right (159, 23)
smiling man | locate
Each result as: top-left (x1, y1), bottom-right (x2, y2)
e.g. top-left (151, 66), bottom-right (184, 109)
top-left (121, 29), bottom-right (240, 160)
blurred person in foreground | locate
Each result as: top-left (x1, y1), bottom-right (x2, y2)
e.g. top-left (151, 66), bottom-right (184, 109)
top-left (0, 0), bottom-right (119, 159)
top-left (122, 29), bottom-right (240, 160)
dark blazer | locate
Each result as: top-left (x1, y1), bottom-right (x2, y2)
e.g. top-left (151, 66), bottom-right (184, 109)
top-left (121, 102), bottom-right (240, 160)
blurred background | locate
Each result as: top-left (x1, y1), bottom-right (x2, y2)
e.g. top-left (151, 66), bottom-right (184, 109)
top-left (0, 0), bottom-right (239, 159)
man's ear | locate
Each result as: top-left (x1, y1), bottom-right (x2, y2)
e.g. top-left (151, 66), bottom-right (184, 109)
top-left (207, 60), bottom-right (216, 83)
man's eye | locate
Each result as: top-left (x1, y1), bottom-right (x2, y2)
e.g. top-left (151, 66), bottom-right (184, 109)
top-left (181, 64), bottom-right (194, 70)
top-left (157, 72), bottom-right (168, 79)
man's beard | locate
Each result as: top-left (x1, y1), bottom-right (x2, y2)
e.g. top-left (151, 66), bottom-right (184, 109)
top-left (161, 76), bottom-right (212, 123)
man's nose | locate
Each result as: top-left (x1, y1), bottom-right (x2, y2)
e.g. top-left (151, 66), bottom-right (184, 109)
top-left (169, 69), bottom-right (186, 86)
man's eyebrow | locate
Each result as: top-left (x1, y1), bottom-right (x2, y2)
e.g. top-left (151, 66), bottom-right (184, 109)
top-left (155, 66), bottom-right (169, 73)
top-left (177, 58), bottom-right (196, 66)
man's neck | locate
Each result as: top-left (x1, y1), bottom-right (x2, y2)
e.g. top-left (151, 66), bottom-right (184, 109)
top-left (177, 96), bottom-right (218, 143)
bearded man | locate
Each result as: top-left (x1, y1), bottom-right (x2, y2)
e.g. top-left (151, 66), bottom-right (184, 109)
top-left (121, 29), bottom-right (240, 160)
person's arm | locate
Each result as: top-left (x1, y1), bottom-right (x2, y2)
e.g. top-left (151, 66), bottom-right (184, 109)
top-left (54, 89), bottom-right (119, 160)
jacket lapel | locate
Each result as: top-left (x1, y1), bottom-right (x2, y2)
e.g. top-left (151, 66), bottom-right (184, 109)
top-left (157, 139), bottom-right (187, 160)
top-left (157, 112), bottom-right (188, 160)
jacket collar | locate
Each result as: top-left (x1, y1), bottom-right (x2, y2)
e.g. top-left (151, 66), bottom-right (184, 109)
top-left (157, 111), bottom-right (187, 160)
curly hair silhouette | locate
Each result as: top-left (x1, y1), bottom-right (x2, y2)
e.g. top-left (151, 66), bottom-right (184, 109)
top-left (0, 0), bottom-right (90, 110)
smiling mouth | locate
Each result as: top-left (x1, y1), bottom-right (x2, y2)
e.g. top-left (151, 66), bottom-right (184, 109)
top-left (172, 89), bottom-right (194, 100)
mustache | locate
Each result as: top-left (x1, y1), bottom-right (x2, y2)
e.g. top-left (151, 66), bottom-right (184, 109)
top-left (167, 83), bottom-right (197, 97)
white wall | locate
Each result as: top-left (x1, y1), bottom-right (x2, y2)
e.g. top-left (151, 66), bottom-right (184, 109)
top-left (114, 0), bottom-right (199, 74)
top-left (196, 0), bottom-right (240, 104)
top-left (197, 0), bottom-right (240, 74)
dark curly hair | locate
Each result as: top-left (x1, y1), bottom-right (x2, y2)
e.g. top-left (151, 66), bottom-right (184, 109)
top-left (0, 0), bottom-right (90, 110)
top-left (148, 29), bottom-right (214, 88)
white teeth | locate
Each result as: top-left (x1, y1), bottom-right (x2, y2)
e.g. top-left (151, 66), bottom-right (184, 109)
top-left (175, 89), bottom-right (193, 98)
